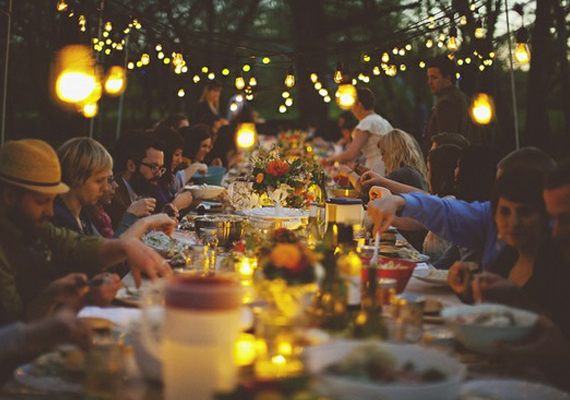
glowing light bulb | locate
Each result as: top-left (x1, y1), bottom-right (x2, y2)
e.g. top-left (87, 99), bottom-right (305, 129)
top-left (285, 98), bottom-right (293, 107)
top-left (82, 103), bottom-right (98, 118)
top-left (372, 66), bottom-right (381, 75)
top-left (262, 57), bottom-right (271, 64)
top-left (447, 27), bottom-right (458, 52)
top-left (249, 76), bottom-right (257, 86)
top-left (242, 64), bottom-right (251, 72)
top-left (284, 67), bottom-right (295, 88)
top-left (222, 68), bottom-right (230, 76)
top-left (335, 83), bottom-right (357, 110)
top-left (514, 28), bottom-right (531, 64)
top-left (310, 73), bottom-right (318, 83)
top-left (177, 89), bottom-right (185, 97)
top-left (236, 123), bottom-right (257, 149)
top-left (281, 91), bottom-right (290, 99)
top-left (57, 0), bottom-right (68, 12)
top-left (474, 20), bottom-right (485, 39)
top-left (235, 75), bottom-right (245, 90)
top-left (426, 38), bottom-right (434, 48)
top-left (333, 61), bottom-right (344, 84)
top-left (381, 52), bottom-right (390, 63)
top-left (470, 93), bottom-right (494, 125)
top-left (103, 66), bottom-right (126, 96)
top-left (140, 53), bottom-right (150, 65)
top-left (104, 22), bottom-right (112, 32)
top-left (279, 105), bottom-right (287, 113)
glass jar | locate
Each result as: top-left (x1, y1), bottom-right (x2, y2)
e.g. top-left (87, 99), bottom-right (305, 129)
top-left (201, 228), bottom-right (219, 274)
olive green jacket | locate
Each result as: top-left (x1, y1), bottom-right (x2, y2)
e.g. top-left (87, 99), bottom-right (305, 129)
top-left (0, 216), bottom-right (102, 325)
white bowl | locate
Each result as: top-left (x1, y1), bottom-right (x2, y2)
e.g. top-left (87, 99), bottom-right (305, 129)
top-left (441, 304), bottom-right (538, 354)
top-left (305, 340), bottom-right (466, 400)
top-left (184, 184), bottom-right (225, 200)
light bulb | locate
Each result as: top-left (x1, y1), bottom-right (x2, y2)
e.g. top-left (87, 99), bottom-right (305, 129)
top-left (381, 52), bottom-right (390, 63)
top-left (284, 67), bottom-right (295, 88)
top-left (470, 93), bottom-right (494, 125)
top-left (235, 75), bottom-right (245, 90)
top-left (335, 83), bottom-right (357, 110)
top-left (103, 66), bottom-right (127, 96)
top-left (333, 61), bottom-right (344, 84)
top-left (514, 43), bottom-right (531, 63)
top-left (236, 123), bottom-right (257, 149)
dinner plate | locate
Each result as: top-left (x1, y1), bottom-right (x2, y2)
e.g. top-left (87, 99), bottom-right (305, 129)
top-left (459, 379), bottom-right (570, 399)
top-left (413, 268), bottom-right (449, 286)
top-left (14, 363), bottom-right (82, 393)
top-left (243, 207), bottom-right (309, 220)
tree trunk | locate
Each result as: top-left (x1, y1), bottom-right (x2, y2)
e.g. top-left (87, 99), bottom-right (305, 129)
top-left (289, 0), bottom-right (328, 128)
top-left (524, 0), bottom-right (554, 149)
top-left (553, 0), bottom-right (570, 152)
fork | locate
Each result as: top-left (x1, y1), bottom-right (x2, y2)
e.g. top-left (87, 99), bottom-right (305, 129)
top-left (370, 231), bottom-right (380, 266)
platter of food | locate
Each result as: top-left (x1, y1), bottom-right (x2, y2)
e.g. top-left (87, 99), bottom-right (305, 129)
top-left (184, 184), bottom-right (225, 200)
top-left (142, 231), bottom-right (191, 266)
top-left (412, 268), bottom-right (449, 286)
top-left (14, 350), bottom-right (85, 393)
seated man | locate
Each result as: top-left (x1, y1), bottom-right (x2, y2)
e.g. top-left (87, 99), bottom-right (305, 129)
top-left (0, 139), bottom-right (172, 325)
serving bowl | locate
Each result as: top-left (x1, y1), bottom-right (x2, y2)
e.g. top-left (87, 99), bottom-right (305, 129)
top-left (441, 304), bottom-right (538, 354)
top-left (194, 214), bottom-right (247, 247)
top-left (305, 340), bottom-right (466, 400)
top-left (362, 256), bottom-right (416, 293)
top-left (184, 184), bottom-right (225, 200)
top-left (191, 166), bottom-right (227, 186)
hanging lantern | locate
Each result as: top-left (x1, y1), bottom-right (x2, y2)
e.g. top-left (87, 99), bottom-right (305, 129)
top-left (284, 67), bottom-right (295, 88)
top-left (103, 65), bottom-right (127, 96)
top-left (236, 123), bottom-right (257, 149)
top-left (514, 27), bottom-right (531, 64)
top-left (470, 93), bottom-right (495, 125)
top-left (335, 78), bottom-right (357, 110)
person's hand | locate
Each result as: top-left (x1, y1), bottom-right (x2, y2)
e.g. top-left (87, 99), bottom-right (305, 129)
top-left (127, 197), bottom-right (156, 217)
top-left (447, 261), bottom-right (478, 302)
top-left (23, 308), bottom-right (92, 352)
top-left (210, 158), bottom-right (223, 167)
top-left (122, 238), bottom-right (173, 287)
top-left (472, 272), bottom-right (516, 304)
top-left (141, 213), bottom-right (177, 236)
top-left (366, 195), bottom-right (406, 234)
top-left (41, 273), bottom-right (89, 315)
top-left (84, 273), bottom-right (123, 307)
top-left (171, 190), bottom-right (193, 211)
top-left (162, 203), bottom-right (179, 219)
top-left (369, 185), bottom-right (392, 201)
top-left (360, 170), bottom-right (383, 186)
top-left (184, 163), bottom-right (208, 182)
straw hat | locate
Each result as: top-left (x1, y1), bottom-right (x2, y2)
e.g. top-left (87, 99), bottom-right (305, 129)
top-left (0, 139), bottom-right (69, 194)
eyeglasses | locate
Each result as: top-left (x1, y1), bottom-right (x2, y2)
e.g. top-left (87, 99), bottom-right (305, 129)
top-left (140, 161), bottom-right (166, 175)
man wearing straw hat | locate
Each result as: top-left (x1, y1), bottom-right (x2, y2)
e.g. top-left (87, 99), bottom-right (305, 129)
top-left (0, 139), bottom-right (172, 325)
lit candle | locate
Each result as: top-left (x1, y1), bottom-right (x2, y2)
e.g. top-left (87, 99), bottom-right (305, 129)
top-left (234, 333), bottom-right (257, 367)
top-left (236, 256), bottom-right (257, 277)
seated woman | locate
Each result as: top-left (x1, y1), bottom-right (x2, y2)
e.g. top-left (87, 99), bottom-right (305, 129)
top-left (361, 129), bottom-right (428, 250)
top-left (361, 128), bottom-right (428, 194)
top-left (52, 137), bottom-right (176, 241)
top-left (448, 167), bottom-right (570, 338)
top-left (176, 124), bottom-right (214, 188)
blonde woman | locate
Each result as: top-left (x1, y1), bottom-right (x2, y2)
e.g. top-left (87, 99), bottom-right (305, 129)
top-left (52, 137), bottom-right (175, 240)
top-left (361, 129), bottom-right (428, 196)
top-left (194, 80), bottom-right (229, 127)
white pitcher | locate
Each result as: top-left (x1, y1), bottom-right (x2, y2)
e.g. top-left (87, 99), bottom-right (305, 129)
top-left (141, 276), bottom-right (244, 400)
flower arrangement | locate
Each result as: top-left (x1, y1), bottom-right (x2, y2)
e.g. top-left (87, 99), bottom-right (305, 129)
top-left (250, 147), bottom-right (322, 208)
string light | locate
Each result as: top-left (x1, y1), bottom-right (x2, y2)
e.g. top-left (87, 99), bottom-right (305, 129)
top-left (235, 72), bottom-right (245, 90)
top-left (372, 66), bottom-right (381, 75)
top-left (78, 15), bottom-right (86, 32)
top-left (177, 89), bottom-right (185, 97)
top-left (82, 103), bottom-right (98, 118)
top-left (447, 27), bottom-right (458, 52)
top-left (279, 105), bottom-right (287, 113)
top-left (310, 73), bottom-right (318, 83)
top-left (284, 98), bottom-right (293, 107)
top-left (104, 21), bottom-right (112, 32)
top-left (460, 15), bottom-right (468, 26)
top-left (236, 123), bottom-right (257, 149)
top-left (333, 61), bottom-right (344, 84)
top-left (155, 44), bottom-right (162, 51)
top-left (470, 93), bottom-right (494, 125)
top-left (242, 64), bottom-right (251, 72)
top-left (140, 53), bottom-right (150, 65)
top-left (207, 72), bottom-right (215, 80)
top-left (314, 82), bottom-right (322, 90)
top-left (262, 57), bottom-right (271, 64)
top-left (514, 27), bottom-right (531, 64)
top-left (222, 67), bottom-right (230, 76)
top-left (281, 91), bottom-right (290, 99)
top-left (284, 67), bottom-right (295, 88)
top-left (474, 20), bottom-right (485, 39)
top-left (361, 53), bottom-right (371, 63)
top-left (193, 75), bottom-right (201, 83)
top-left (248, 76), bottom-right (257, 86)
top-left (426, 38), bottom-right (434, 48)
top-left (56, 0), bottom-right (68, 12)
top-left (381, 52), bottom-right (390, 63)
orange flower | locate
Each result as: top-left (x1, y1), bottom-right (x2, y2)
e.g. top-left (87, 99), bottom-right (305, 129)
top-left (270, 243), bottom-right (302, 271)
top-left (255, 172), bottom-right (265, 184)
top-left (265, 160), bottom-right (290, 176)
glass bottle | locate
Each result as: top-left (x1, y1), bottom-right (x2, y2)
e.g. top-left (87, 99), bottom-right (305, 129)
top-left (201, 228), bottom-right (219, 275)
top-left (352, 260), bottom-right (387, 339)
top-left (310, 250), bottom-right (348, 332)
top-left (305, 202), bottom-right (321, 250)
top-left (335, 224), bottom-right (362, 311)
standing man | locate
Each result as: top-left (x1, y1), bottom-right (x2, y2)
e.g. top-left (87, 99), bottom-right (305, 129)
top-left (423, 56), bottom-right (471, 155)
top-left (327, 88), bottom-right (392, 175)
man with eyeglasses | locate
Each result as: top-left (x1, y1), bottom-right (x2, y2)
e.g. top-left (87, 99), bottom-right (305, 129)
top-left (106, 132), bottom-right (192, 230)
